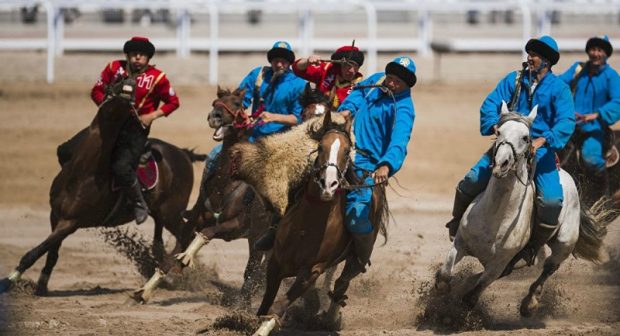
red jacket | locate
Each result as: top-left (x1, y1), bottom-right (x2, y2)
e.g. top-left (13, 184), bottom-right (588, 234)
top-left (91, 60), bottom-right (180, 116)
top-left (293, 60), bottom-right (363, 109)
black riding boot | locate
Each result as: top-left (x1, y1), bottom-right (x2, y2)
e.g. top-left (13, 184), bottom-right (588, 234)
top-left (445, 187), bottom-right (475, 241)
top-left (501, 223), bottom-right (556, 277)
top-left (126, 179), bottom-right (149, 225)
top-left (351, 232), bottom-right (375, 273)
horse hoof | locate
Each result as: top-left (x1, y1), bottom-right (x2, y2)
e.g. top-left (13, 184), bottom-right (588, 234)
top-left (129, 290), bottom-right (147, 305)
top-left (34, 286), bottom-right (48, 296)
top-left (462, 293), bottom-right (478, 310)
top-left (520, 295), bottom-right (537, 317)
top-left (0, 278), bottom-right (12, 293)
top-left (434, 270), bottom-right (451, 294)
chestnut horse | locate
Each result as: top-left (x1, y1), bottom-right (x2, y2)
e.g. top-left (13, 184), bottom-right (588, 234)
top-left (252, 110), bottom-right (389, 335)
top-left (0, 80), bottom-right (196, 295)
top-left (132, 88), bottom-right (271, 305)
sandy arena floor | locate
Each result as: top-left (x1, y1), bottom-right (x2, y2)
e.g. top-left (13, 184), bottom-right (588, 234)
top-left (0, 52), bottom-right (619, 335)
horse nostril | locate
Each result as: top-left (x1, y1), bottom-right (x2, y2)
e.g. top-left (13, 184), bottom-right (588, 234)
top-left (501, 160), bottom-right (509, 168)
top-left (319, 178), bottom-right (325, 186)
top-left (330, 181), bottom-right (339, 189)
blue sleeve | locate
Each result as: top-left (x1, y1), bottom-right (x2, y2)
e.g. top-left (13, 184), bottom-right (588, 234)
top-left (289, 79), bottom-right (305, 123)
top-left (597, 69), bottom-right (620, 125)
top-left (558, 62), bottom-right (579, 85)
top-left (543, 84), bottom-right (575, 151)
top-left (480, 72), bottom-right (517, 136)
top-left (237, 67), bottom-right (261, 109)
top-left (378, 100), bottom-right (415, 175)
top-left (337, 75), bottom-right (376, 117)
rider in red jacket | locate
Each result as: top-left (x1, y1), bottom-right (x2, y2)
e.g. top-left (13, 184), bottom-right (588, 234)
top-left (292, 42), bottom-right (364, 110)
top-left (57, 36), bottom-right (180, 224)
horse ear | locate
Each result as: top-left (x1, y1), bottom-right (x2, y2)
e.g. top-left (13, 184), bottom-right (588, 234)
top-left (527, 105), bottom-right (538, 123)
top-left (500, 100), bottom-right (510, 115)
top-left (217, 86), bottom-right (227, 98)
top-left (234, 88), bottom-right (246, 98)
top-left (322, 108), bottom-right (332, 130)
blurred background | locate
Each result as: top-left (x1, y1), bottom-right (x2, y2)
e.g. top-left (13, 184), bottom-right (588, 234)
top-left (1, 0), bottom-right (619, 84)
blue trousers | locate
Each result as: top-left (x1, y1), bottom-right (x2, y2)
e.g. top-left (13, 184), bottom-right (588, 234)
top-left (345, 158), bottom-right (375, 234)
top-left (580, 129), bottom-right (606, 174)
top-left (205, 143), bottom-right (223, 174)
top-left (458, 146), bottom-right (563, 226)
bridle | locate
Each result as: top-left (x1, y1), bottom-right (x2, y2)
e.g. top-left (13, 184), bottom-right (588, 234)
top-left (491, 115), bottom-right (535, 186)
top-left (212, 100), bottom-right (254, 129)
top-left (309, 129), bottom-right (352, 193)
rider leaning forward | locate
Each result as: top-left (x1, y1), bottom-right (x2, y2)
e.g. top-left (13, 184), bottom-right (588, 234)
top-left (56, 36), bottom-right (180, 225)
top-left (559, 35), bottom-right (620, 204)
top-left (446, 35), bottom-right (575, 271)
top-left (293, 41), bottom-right (364, 110)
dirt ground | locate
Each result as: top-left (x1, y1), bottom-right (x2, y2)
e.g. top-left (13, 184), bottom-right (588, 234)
top-left (0, 52), bottom-right (619, 335)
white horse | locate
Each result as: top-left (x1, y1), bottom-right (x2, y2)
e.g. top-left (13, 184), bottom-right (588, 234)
top-left (435, 102), bottom-right (612, 317)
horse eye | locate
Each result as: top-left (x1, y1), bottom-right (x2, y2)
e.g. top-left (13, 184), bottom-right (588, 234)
top-left (522, 136), bottom-right (529, 142)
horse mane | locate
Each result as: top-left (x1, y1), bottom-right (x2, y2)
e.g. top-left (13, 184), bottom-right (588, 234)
top-left (230, 113), bottom-right (348, 215)
top-left (498, 111), bottom-right (532, 129)
top-left (299, 86), bottom-right (329, 108)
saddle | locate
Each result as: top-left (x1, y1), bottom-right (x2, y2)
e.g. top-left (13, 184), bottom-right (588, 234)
top-left (112, 142), bottom-right (159, 191)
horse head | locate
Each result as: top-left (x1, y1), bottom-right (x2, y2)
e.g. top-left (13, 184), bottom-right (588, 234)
top-left (300, 82), bottom-right (330, 121)
top-left (312, 109), bottom-right (353, 200)
top-left (492, 101), bottom-right (537, 178)
top-left (207, 87), bottom-right (247, 141)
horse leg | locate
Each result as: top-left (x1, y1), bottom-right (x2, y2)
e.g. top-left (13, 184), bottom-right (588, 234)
top-left (317, 256), bottom-right (363, 330)
top-left (462, 256), bottom-right (511, 310)
top-left (240, 242), bottom-right (265, 308)
top-left (152, 219), bottom-right (165, 262)
top-left (254, 258), bottom-right (285, 336)
top-left (0, 218), bottom-right (77, 293)
top-left (519, 240), bottom-right (571, 317)
top-left (435, 240), bottom-right (465, 294)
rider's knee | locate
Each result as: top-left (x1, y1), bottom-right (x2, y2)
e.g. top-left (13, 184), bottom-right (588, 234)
top-left (345, 203), bottom-right (373, 234)
top-left (459, 175), bottom-right (485, 198)
top-left (536, 196), bottom-right (563, 226)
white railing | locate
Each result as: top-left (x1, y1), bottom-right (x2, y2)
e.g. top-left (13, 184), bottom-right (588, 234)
top-left (0, 0), bottom-right (619, 83)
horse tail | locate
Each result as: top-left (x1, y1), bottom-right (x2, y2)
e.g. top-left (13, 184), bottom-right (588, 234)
top-left (181, 147), bottom-right (208, 163)
top-left (574, 197), bottom-right (618, 263)
top-left (372, 184), bottom-right (390, 246)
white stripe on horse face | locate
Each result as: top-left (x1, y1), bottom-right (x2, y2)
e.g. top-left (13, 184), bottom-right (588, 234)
top-left (324, 138), bottom-right (341, 191)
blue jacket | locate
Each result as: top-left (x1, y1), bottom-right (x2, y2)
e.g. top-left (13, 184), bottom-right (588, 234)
top-left (337, 72), bottom-right (415, 175)
top-left (480, 70), bottom-right (575, 152)
top-left (559, 62), bottom-right (620, 133)
top-left (237, 66), bottom-right (307, 139)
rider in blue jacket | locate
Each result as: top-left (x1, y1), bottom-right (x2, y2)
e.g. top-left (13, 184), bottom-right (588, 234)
top-left (237, 41), bottom-right (307, 141)
top-left (336, 56), bottom-right (416, 272)
top-left (203, 41), bottom-right (306, 180)
top-left (559, 35), bottom-right (620, 202)
top-left (445, 36), bottom-right (575, 268)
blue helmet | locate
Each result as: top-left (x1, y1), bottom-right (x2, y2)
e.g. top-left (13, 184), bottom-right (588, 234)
top-left (586, 35), bottom-right (612, 57)
top-left (525, 35), bottom-right (559, 65)
top-left (385, 56), bottom-right (417, 87)
top-left (267, 41), bottom-right (295, 64)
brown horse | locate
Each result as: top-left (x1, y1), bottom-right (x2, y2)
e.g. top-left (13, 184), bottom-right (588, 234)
top-left (299, 82), bottom-right (330, 121)
top-left (559, 128), bottom-right (620, 212)
top-left (251, 110), bottom-right (389, 335)
top-left (132, 87), bottom-right (271, 305)
top-left (0, 81), bottom-right (196, 295)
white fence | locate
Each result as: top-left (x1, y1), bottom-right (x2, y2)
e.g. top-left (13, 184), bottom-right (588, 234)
top-left (1, 0), bottom-right (619, 83)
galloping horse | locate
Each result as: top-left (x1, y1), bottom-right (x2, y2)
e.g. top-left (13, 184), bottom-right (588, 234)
top-left (247, 110), bottom-right (389, 335)
top-left (132, 87), bottom-right (271, 305)
top-left (435, 103), bottom-right (613, 317)
top-left (0, 80), bottom-right (197, 295)
top-left (559, 128), bottom-right (620, 209)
